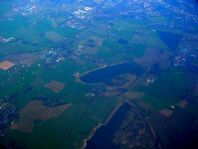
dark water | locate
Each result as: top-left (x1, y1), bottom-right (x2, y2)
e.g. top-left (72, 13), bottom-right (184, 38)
top-left (85, 103), bottom-right (131, 149)
top-left (80, 63), bottom-right (144, 83)
top-left (186, 57), bottom-right (198, 74)
top-left (170, 128), bottom-right (198, 149)
top-left (117, 38), bottom-right (128, 45)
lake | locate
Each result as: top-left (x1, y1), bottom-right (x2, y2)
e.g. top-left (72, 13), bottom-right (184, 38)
top-left (85, 103), bottom-right (131, 149)
top-left (80, 63), bottom-right (144, 83)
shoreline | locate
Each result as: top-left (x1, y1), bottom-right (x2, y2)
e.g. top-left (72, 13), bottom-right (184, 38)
top-left (75, 60), bottom-right (132, 85)
top-left (81, 101), bottom-right (124, 149)
top-left (81, 123), bottom-right (103, 149)
top-left (104, 102), bottom-right (123, 125)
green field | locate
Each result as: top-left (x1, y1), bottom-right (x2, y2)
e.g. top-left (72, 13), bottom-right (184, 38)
top-left (0, 0), bottom-right (198, 149)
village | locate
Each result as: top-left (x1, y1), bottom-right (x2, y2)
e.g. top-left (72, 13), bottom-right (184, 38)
top-left (0, 0), bottom-right (198, 148)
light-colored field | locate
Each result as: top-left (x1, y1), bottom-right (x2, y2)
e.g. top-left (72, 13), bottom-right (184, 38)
top-left (17, 100), bottom-right (46, 133)
top-left (45, 80), bottom-right (65, 93)
top-left (123, 91), bottom-right (145, 100)
top-left (159, 109), bottom-right (173, 118)
top-left (122, 75), bottom-right (137, 88)
top-left (102, 86), bottom-right (121, 96)
top-left (40, 104), bottom-right (70, 121)
top-left (176, 100), bottom-right (188, 108)
top-left (6, 52), bottom-right (40, 65)
top-left (45, 31), bottom-right (64, 42)
top-left (0, 60), bottom-right (15, 71)
top-left (134, 48), bottom-right (171, 69)
top-left (80, 36), bottom-right (103, 55)
top-left (15, 100), bottom-right (70, 133)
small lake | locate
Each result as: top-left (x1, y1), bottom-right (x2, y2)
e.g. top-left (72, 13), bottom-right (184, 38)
top-left (80, 62), bottom-right (144, 83)
top-left (85, 103), bottom-right (131, 149)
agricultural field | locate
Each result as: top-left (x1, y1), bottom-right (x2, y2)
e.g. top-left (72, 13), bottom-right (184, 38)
top-left (0, 0), bottom-right (198, 149)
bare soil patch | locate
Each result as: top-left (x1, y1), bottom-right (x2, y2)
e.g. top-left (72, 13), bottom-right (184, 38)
top-left (102, 86), bottom-right (121, 96)
top-left (45, 31), bottom-right (64, 42)
top-left (16, 100), bottom-right (70, 133)
top-left (123, 91), bottom-right (145, 100)
top-left (40, 104), bottom-right (70, 121)
top-left (134, 48), bottom-right (172, 69)
top-left (176, 100), bottom-right (188, 108)
top-left (0, 60), bottom-right (15, 71)
top-left (17, 100), bottom-right (46, 133)
top-left (45, 80), bottom-right (65, 93)
top-left (6, 52), bottom-right (40, 65)
top-left (159, 109), bottom-right (173, 118)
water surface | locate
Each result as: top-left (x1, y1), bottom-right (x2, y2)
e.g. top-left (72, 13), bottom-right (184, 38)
top-left (80, 63), bottom-right (144, 83)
